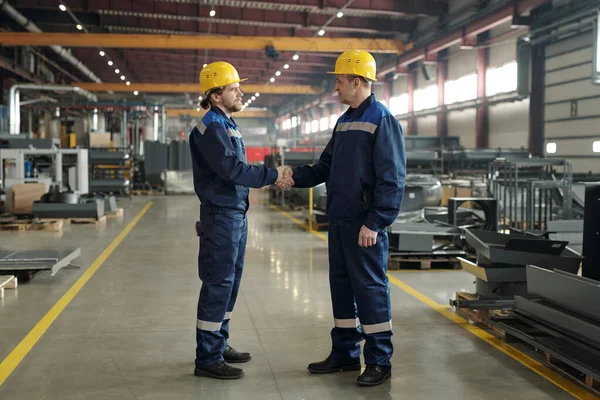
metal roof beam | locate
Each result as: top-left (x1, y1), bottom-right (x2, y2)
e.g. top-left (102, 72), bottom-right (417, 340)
top-left (151, 0), bottom-right (446, 18)
top-left (0, 32), bottom-right (406, 53)
top-left (167, 108), bottom-right (274, 118)
top-left (73, 82), bottom-right (324, 95)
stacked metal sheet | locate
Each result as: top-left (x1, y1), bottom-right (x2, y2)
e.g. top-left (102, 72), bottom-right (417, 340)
top-left (459, 229), bottom-right (582, 299)
top-left (489, 266), bottom-right (600, 388)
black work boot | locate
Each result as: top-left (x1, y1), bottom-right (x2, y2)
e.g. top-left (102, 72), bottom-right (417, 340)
top-left (307, 355), bottom-right (361, 374)
top-left (223, 345), bottom-right (252, 363)
top-left (356, 365), bottom-right (391, 386)
top-left (194, 361), bottom-right (244, 380)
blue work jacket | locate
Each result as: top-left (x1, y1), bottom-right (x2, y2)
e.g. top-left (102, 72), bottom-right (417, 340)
top-left (292, 94), bottom-right (406, 231)
top-left (189, 106), bottom-right (278, 212)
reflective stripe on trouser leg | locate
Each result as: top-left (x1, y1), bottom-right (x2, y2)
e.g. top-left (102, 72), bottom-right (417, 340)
top-left (195, 210), bottom-right (244, 367)
top-left (342, 223), bottom-right (393, 367)
top-left (329, 224), bottom-right (362, 362)
top-left (221, 215), bottom-right (248, 347)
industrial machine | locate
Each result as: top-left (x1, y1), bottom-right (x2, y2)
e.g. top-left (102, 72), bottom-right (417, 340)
top-left (0, 148), bottom-right (89, 213)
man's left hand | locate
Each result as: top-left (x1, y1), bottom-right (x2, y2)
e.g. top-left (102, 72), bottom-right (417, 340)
top-left (358, 225), bottom-right (378, 247)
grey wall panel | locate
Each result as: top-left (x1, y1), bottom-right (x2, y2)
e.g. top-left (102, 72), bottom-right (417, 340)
top-left (489, 38), bottom-right (517, 68)
top-left (398, 120), bottom-right (408, 133)
top-left (546, 97), bottom-right (600, 120)
top-left (489, 99), bottom-right (530, 148)
top-left (545, 63), bottom-right (593, 86)
top-left (546, 155), bottom-right (599, 173)
top-left (545, 118), bottom-right (600, 138)
top-left (392, 76), bottom-right (408, 95)
top-left (545, 48), bottom-right (592, 71)
top-left (545, 78), bottom-right (600, 102)
top-left (448, 109), bottom-right (476, 148)
top-left (567, 158), bottom-right (599, 173)
top-left (416, 65), bottom-right (437, 88)
top-left (373, 85), bottom-right (385, 101)
top-left (448, 50), bottom-right (477, 80)
top-left (545, 137), bottom-right (599, 156)
top-left (416, 115), bottom-right (437, 137)
top-left (545, 32), bottom-right (593, 58)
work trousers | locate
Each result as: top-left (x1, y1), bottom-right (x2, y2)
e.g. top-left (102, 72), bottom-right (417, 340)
top-left (327, 219), bottom-right (393, 367)
top-left (195, 207), bottom-right (248, 367)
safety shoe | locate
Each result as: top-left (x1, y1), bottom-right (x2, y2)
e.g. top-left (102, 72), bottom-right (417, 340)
top-left (356, 365), bottom-right (391, 386)
top-left (194, 361), bottom-right (244, 380)
top-left (307, 355), bottom-right (361, 374)
top-left (223, 345), bottom-right (252, 363)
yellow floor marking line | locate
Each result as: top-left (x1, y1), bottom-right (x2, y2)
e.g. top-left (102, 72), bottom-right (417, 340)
top-left (0, 202), bottom-right (153, 387)
top-left (270, 204), bottom-right (594, 399)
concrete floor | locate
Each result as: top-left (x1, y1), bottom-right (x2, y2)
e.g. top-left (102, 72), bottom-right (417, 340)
top-left (0, 192), bottom-right (576, 399)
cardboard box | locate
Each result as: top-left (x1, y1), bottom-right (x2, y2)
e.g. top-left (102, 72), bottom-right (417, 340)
top-left (89, 132), bottom-right (112, 148)
top-left (12, 184), bottom-right (46, 215)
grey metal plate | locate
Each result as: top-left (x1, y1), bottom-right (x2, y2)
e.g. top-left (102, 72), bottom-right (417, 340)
top-left (515, 296), bottom-right (600, 348)
top-left (527, 265), bottom-right (600, 323)
top-left (0, 249), bottom-right (81, 276)
top-left (465, 229), bottom-right (582, 272)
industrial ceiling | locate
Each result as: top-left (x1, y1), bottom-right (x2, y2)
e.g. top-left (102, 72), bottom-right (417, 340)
top-left (1, 0), bottom-right (448, 112)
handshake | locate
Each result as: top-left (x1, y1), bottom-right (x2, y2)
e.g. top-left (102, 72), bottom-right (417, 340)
top-left (275, 166), bottom-right (294, 190)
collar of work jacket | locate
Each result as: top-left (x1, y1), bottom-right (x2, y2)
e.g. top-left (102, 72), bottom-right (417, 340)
top-left (344, 94), bottom-right (376, 120)
top-left (209, 105), bottom-right (238, 129)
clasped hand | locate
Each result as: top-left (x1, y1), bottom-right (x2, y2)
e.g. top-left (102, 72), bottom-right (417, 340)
top-left (275, 166), bottom-right (294, 190)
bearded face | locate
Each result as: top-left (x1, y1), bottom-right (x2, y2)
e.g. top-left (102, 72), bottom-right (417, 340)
top-left (213, 83), bottom-right (243, 113)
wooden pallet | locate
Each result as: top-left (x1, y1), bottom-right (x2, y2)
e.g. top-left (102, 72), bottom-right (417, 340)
top-left (499, 323), bottom-right (600, 396)
top-left (0, 219), bottom-right (64, 232)
top-left (0, 275), bottom-right (17, 298)
top-left (40, 215), bottom-right (107, 225)
top-left (454, 292), bottom-right (511, 337)
top-left (388, 254), bottom-right (461, 270)
top-left (542, 351), bottom-right (600, 395)
top-left (106, 208), bottom-right (124, 218)
top-left (454, 293), bottom-right (600, 396)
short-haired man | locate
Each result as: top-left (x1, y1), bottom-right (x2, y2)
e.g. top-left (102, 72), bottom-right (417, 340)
top-left (291, 50), bottom-right (406, 387)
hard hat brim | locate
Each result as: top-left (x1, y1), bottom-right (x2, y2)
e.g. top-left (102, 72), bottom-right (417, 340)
top-left (326, 71), bottom-right (377, 82)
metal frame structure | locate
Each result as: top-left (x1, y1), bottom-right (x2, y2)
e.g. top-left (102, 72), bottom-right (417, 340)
top-left (487, 158), bottom-right (573, 231)
top-left (0, 148), bottom-right (89, 193)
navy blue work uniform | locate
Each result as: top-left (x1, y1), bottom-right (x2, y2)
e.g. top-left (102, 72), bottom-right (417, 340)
top-left (292, 94), bottom-right (406, 367)
top-left (189, 106), bottom-right (278, 368)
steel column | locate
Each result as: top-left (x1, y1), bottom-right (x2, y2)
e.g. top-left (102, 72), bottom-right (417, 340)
top-left (407, 71), bottom-right (415, 136)
top-left (476, 42), bottom-right (489, 149)
top-left (528, 44), bottom-right (545, 157)
top-left (437, 60), bottom-right (448, 137)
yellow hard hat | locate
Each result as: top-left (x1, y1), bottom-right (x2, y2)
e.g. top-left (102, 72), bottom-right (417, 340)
top-left (327, 50), bottom-right (377, 81)
top-left (199, 61), bottom-right (247, 93)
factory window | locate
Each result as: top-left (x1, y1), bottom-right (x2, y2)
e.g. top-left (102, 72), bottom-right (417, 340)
top-left (389, 94), bottom-right (409, 115)
top-left (285, 118), bottom-right (292, 130)
top-left (329, 114), bottom-right (338, 129)
top-left (311, 119), bottom-right (319, 133)
top-left (304, 122), bottom-right (311, 134)
top-left (445, 73), bottom-right (477, 104)
top-left (546, 142), bottom-right (557, 154)
top-left (593, 141), bottom-right (600, 153)
top-left (291, 116), bottom-right (298, 128)
top-left (413, 85), bottom-right (438, 112)
top-left (486, 61), bottom-right (518, 97)
top-left (320, 117), bottom-right (329, 131)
